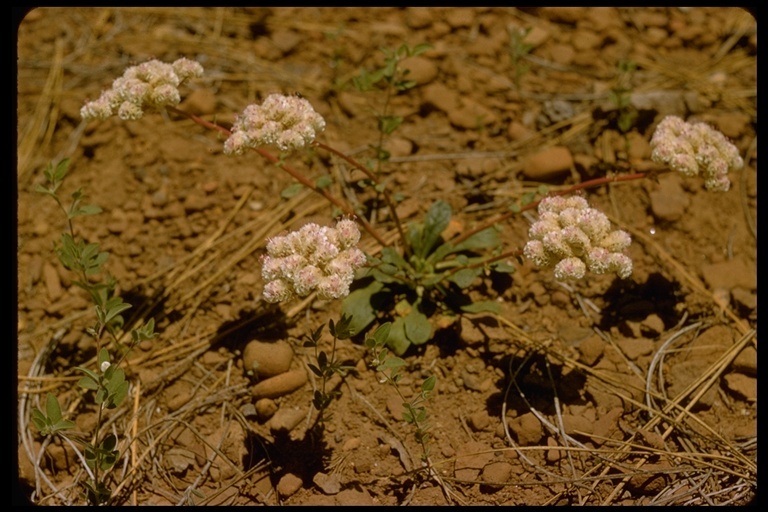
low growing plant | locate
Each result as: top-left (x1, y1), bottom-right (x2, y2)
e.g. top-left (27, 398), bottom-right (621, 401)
top-left (75, 53), bottom-right (746, 363)
top-left (46, 52), bottom-right (745, 499)
top-left (32, 158), bottom-right (157, 505)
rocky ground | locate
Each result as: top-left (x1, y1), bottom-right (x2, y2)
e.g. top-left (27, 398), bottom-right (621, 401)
top-left (16, 7), bottom-right (756, 505)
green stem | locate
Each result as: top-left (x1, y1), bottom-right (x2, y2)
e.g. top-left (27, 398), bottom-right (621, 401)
top-left (314, 141), bottom-right (409, 255)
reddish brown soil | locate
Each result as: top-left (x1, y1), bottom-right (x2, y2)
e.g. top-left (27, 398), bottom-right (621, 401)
top-left (16, 7), bottom-right (756, 506)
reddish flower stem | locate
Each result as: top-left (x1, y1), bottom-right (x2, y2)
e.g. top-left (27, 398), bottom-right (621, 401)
top-left (166, 107), bottom-right (665, 258)
top-left (166, 107), bottom-right (390, 248)
top-left (313, 141), bottom-right (409, 255)
top-left (449, 170), bottom-right (661, 247)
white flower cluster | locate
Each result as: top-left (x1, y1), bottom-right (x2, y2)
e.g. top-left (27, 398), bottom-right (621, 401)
top-left (223, 93), bottom-right (326, 154)
top-left (80, 58), bottom-right (204, 121)
top-left (523, 196), bottom-right (633, 281)
top-left (650, 115), bottom-right (744, 192)
top-left (261, 219), bottom-right (367, 302)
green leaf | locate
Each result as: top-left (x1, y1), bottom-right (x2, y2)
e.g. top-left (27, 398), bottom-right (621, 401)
top-left (317, 351), bottom-right (329, 369)
top-left (45, 393), bottom-right (64, 423)
top-left (331, 313), bottom-right (355, 339)
top-left (315, 174), bottom-right (333, 189)
top-left (387, 317), bottom-right (411, 356)
top-left (98, 434), bottom-right (120, 470)
top-left (381, 247), bottom-right (410, 271)
top-left (103, 299), bottom-right (132, 326)
top-left (101, 433), bottom-right (118, 451)
top-left (378, 356), bottom-right (405, 372)
top-left (131, 318), bottom-right (157, 343)
top-left (34, 184), bottom-right (57, 197)
top-left (76, 367), bottom-right (101, 390)
top-left (395, 79), bottom-right (417, 92)
top-left (31, 408), bottom-right (48, 432)
top-left (71, 204), bottom-right (103, 218)
top-left (371, 322), bottom-right (391, 347)
top-left (491, 261), bottom-right (516, 273)
top-left (341, 279), bottom-right (385, 337)
top-left (370, 266), bottom-right (400, 283)
top-left (105, 368), bottom-right (128, 408)
top-left (411, 43), bottom-right (432, 56)
top-left (459, 300), bottom-right (502, 314)
top-left (98, 347), bottom-right (111, 368)
top-left (425, 241), bottom-right (455, 265)
top-left (454, 227), bottom-right (500, 252)
top-left (379, 115), bottom-right (403, 135)
top-left (448, 267), bottom-right (481, 289)
top-left (412, 200), bottom-right (452, 260)
top-left (422, 375), bottom-right (436, 393)
top-left (280, 183), bottom-right (304, 198)
top-left (404, 309), bottom-right (431, 346)
top-left (52, 418), bottom-right (76, 432)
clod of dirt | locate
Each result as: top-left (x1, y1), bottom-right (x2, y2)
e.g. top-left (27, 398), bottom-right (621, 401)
top-left (616, 337), bottom-right (654, 360)
top-left (399, 55), bottom-right (438, 85)
top-left (268, 407), bottom-right (306, 433)
top-left (700, 257), bottom-right (757, 292)
top-left (510, 412), bottom-right (544, 446)
top-left (577, 335), bottom-right (606, 366)
top-left (164, 380), bottom-right (194, 412)
top-left (254, 397), bottom-right (278, 420)
top-left (723, 372), bottom-right (757, 402)
top-left (251, 368), bottom-right (308, 399)
top-left (165, 447), bottom-right (195, 475)
top-left (313, 471), bottom-right (341, 495)
top-left (242, 339), bottom-right (294, 379)
top-left (625, 460), bottom-right (673, 495)
top-left (454, 441), bottom-right (494, 480)
top-left (480, 461), bottom-right (513, 492)
top-left (333, 489), bottom-right (376, 506)
top-left (277, 472), bottom-right (303, 498)
top-left (561, 413), bottom-right (595, 437)
top-left (732, 346), bottom-right (757, 375)
top-left (521, 146), bottom-right (574, 181)
top-left (648, 175), bottom-right (690, 221)
top-left (546, 436), bottom-right (565, 462)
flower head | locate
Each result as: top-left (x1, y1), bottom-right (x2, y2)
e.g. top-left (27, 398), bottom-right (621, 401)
top-left (650, 115), bottom-right (744, 192)
top-left (80, 58), bottom-right (203, 121)
top-left (223, 93), bottom-right (326, 154)
top-left (261, 219), bottom-right (366, 302)
top-left (523, 195), bottom-right (632, 281)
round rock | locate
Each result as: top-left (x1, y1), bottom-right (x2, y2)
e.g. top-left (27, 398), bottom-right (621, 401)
top-left (243, 339), bottom-right (294, 379)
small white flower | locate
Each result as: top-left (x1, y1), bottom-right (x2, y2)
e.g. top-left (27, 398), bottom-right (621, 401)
top-left (224, 93), bottom-right (326, 154)
top-left (100, 361), bottom-right (111, 373)
top-left (650, 115), bottom-right (743, 192)
top-left (261, 219), bottom-right (365, 302)
top-left (524, 195), bottom-right (632, 281)
top-left (81, 58), bottom-right (203, 121)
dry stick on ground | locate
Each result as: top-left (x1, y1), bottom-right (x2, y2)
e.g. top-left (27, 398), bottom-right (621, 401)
top-left (110, 384), bottom-right (251, 502)
top-left (492, 312), bottom-right (754, 503)
top-left (126, 189), bottom-right (318, 340)
top-left (166, 106), bottom-right (390, 248)
top-left (600, 328), bottom-right (756, 504)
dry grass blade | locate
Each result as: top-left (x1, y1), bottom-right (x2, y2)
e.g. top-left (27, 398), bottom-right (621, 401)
top-left (18, 37), bottom-right (64, 182)
top-left (490, 310), bottom-right (755, 505)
